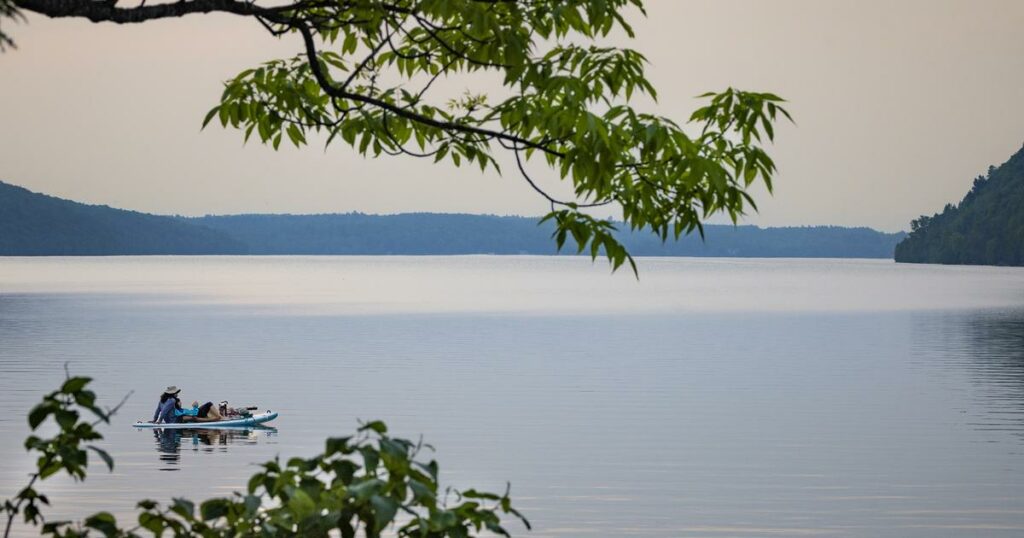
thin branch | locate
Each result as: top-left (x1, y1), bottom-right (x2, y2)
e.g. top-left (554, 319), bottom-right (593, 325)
top-left (512, 143), bottom-right (613, 209)
top-left (98, 390), bottom-right (134, 426)
top-left (412, 14), bottom-right (513, 69)
top-left (381, 112), bottom-right (442, 158)
top-left (340, 23), bottom-right (398, 92)
top-left (402, 57), bottom-right (456, 110)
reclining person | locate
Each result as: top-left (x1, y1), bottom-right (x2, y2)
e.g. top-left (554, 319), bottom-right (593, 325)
top-left (177, 400), bottom-right (223, 422)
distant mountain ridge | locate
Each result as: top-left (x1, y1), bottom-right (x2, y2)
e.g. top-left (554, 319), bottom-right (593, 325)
top-left (895, 144), bottom-right (1024, 265)
top-left (1, 181), bottom-right (905, 258)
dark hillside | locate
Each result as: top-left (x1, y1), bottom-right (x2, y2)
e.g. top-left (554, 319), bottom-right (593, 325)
top-left (0, 181), bottom-right (246, 255)
top-left (895, 144), bottom-right (1024, 265)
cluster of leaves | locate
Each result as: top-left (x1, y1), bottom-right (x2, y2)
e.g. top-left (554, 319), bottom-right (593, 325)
top-left (2, 374), bottom-right (120, 538)
top-left (200, 0), bottom-right (790, 274)
top-left (4, 379), bottom-right (528, 538)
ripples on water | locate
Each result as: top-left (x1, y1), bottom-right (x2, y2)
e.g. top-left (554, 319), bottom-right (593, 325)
top-left (2, 257), bottom-right (1024, 537)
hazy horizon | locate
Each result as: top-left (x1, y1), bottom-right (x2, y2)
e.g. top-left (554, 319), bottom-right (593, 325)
top-left (0, 178), bottom-right (907, 231)
top-left (2, 0), bottom-right (1022, 232)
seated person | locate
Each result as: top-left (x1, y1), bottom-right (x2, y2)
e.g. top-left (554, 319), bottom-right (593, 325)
top-left (153, 386), bottom-right (182, 424)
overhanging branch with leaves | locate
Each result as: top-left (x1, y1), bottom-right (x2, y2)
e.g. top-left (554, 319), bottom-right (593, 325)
top-left (3, 0), bottom-right (791, 274)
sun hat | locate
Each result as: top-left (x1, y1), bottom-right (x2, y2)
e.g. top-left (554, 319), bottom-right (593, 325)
top-left (163, 386), bottom-right (181, 395)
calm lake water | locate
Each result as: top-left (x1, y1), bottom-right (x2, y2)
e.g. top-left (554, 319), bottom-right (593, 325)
top-left (3, 256), bottom-right (1024, 537)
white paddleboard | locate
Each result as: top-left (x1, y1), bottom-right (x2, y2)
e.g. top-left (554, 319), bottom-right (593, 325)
top-left (134, 411), bottom-right (278, 429)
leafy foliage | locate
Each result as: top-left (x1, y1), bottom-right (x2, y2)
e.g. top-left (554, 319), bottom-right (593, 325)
top-left (4, 378), bottom-right (527, 538)
top-left (7, 0), bottom-right (789, 274)
top-left (2, 373), bottom-right (123, 538)
top-left (200, 0), bottom-right (790, 274)
top-left (895, 144), bottom-right (1024, 266)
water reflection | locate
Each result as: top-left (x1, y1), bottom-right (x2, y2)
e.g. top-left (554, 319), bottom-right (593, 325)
top-left (910, 308), bottom-right (1024, 443)
top-left (965, 310), bottom-right (1024, 440)
top-left (150, 427), bottom-right (278, 471)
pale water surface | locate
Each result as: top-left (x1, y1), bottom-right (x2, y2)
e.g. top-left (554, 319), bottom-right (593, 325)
top-left (2, 256), bottom-right (1024, 537)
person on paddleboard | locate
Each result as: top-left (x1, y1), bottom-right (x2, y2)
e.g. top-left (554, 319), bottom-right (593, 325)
top-left (152, 386), bottom-right (223, 423)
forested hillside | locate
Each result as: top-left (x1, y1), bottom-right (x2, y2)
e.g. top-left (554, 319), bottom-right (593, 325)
top-left (895, 144), bottom-right (1024, 265)
top-left (1, 181), bottom-right (904, 258)
top-left (0, 181), bottom-right (246, 255)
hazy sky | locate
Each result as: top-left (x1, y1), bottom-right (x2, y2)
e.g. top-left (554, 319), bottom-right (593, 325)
top-left (1, 0), bottom-right (1022, 231)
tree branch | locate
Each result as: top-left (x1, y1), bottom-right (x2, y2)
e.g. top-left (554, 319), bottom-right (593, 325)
top-left (294, 22), bottom-right (563, 159)
top-left (512, 142), bottom-right (613, 209)
top-left (13, 0), bottom-right (295, 23)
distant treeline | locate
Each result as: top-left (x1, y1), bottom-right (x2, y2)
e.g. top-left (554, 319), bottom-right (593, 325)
top-left (896, 144), bottom-right (1024, 266)
top-left (191, 213), bottom-right (904, 258)
top-left (0, 180), bottom-right (905, 258)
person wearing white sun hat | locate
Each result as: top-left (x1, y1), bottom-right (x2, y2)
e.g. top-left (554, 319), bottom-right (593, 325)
top-left (152, 385), bottom-right (182, 424)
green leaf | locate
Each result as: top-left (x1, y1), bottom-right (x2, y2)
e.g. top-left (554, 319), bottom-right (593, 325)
top-left (346, 478), bottom-right (384, 501)
top-left (72, 389), bottom-right (97, 409)
top-left (60, 376), bottom-right (90, 394)
top-left (462, 489), bottom-right (501, 501)
top-left (218, 104), bottom-right (230, 127)
top-left (200, 498), bottom-right (230, 521)
top-left (486, 521), bottom-right (511, 537)
top-left (171, 497), bottom-right (195, 519)
top-left (325, 436), bottom-right (351, 456)
top-left (409, 479), bottom-right (436, 504)
top-left (244, 494), bottom-right (261, 516)
top-left (360, 445), bottom-right (380, 472)
top-left (287, 489), bottom-right (316, 520)
top-left (359, 420), bottom-right (387, 434)
top-left (87, 445), bottom-right (114, 471)
top-left (370, 495), bottom-right (398, 531)
top-left (28, 402), bottom-right (52, 429)
top-left (138, 511), bottom-right (165, 534)
top-left (55, 409), bottom-right (78, 430)
top-left (286, 123), bottom-right (306, 148)
top-left (201, 106), bottom-right (220, 129)
top-left (39, 460), bottom-right (62, 479)
top-left (84, 512), bottom-right (118, 536)
top-left (247, 472), bottom-right (263, 494)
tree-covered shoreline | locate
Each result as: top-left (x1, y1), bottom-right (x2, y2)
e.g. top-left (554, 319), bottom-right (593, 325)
top-left (895, 144), bottom-right (1024, 266)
